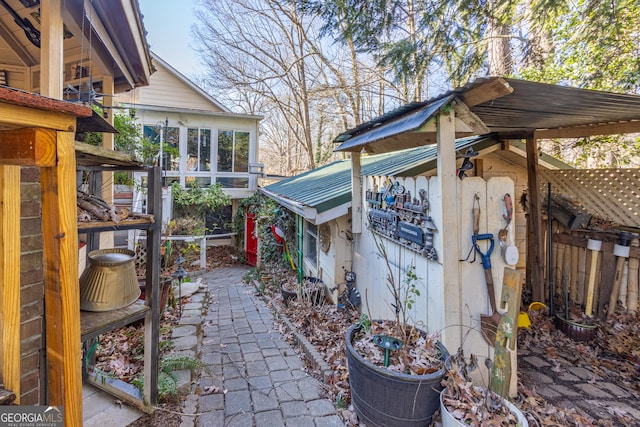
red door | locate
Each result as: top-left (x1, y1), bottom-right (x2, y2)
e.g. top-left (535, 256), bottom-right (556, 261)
top-left (246, 210), bottom-right (258, 266)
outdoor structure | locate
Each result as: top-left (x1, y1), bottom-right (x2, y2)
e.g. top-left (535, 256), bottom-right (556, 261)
top-left (261, 77), bottom-right (640, 382)
top-left (0, 0), bottom-right (153, 423)
top-left (114, 52), bottom-right (263, 200)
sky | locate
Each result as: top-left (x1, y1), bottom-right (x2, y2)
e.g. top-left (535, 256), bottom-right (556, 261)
top-left (138, 0), bottom-right (204, 78)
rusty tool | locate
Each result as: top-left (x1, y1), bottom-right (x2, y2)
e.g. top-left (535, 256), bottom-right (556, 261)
top-left (471, 194), bottom-right (500, 345)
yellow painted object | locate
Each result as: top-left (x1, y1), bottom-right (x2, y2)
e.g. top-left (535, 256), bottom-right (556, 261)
top-left (518, 312), bottom-right (531, 328)
top-left (528, 301), bottom-right (546, 311)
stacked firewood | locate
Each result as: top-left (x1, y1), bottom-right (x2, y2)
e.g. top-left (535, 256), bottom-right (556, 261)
top-left (77, 190), bottom-right (153, 223)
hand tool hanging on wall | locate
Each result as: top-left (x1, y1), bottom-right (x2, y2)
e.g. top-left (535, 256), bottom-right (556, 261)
top-left (585, 238), bottom-right (602, 316)
top-left (470, 193), bottom-right (501, 345)
top-left (607, 233), bottom-right (632, 319)
top-left (500, 194), bottom-right (519, 265)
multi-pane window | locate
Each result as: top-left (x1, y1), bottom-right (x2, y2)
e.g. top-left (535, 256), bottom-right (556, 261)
top-left (305, 222), bottom-right (318, 268)
top-left (143, 125), bottom-right (180, 171)
top-left (187, 128), bottom-right (211, 172)
top-left (217, 130), bottom-right (249, 173)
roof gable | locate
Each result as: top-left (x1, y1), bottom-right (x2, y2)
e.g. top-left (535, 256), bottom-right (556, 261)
top-left (134, 52), bottom-right (229, 112)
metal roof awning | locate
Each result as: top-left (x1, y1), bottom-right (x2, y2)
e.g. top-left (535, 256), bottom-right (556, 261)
top-left (261, 136), bottom-right (498, 224)
top-left (334, 77), bottom-right (640, 154)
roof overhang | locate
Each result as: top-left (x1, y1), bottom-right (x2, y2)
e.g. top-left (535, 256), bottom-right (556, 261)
top-left (0, 0), bottom-right (153, 93)
top-left (334, 96), bottom-right (490, 154)
top-left (334, 77), bottom-right (640, 154)
top-left (259, 187), bottom-right (350, 225)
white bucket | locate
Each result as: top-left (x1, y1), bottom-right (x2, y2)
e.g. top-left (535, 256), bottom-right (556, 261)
top-left (440, 390), bottom-right (528, 427)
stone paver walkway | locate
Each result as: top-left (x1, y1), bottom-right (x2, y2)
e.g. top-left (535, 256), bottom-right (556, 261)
top-left (194, 267), bottom-right (344, 427)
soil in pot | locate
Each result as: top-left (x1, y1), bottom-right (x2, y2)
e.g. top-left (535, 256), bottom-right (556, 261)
top-left (346, 321), bottom-right (450, 427)
top-left (280, 276), bottom-right (325, 306)
top-left (280, 280), bottom-right (298, 306)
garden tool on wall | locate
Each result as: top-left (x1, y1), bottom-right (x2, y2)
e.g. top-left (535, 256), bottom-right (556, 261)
top-left (469, 193), bottom-right (501, 345)
top-left (456, 146), bottom-right (478, 179)
top-left (584, 238), bottom-right (602, 316)
top-left (607, 232), bottom-right (632, 319)
top-left (499, 193), bottom-right (519, 266)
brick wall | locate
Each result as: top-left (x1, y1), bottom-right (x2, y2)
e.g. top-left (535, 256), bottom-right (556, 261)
top-left (19, 167), bottom-right (43, 404)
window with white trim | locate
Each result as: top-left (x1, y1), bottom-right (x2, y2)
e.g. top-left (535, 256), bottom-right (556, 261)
top-left (305, 222), bottom-right (318, 268)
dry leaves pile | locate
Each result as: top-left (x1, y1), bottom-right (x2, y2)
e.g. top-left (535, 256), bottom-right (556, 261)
top-left (352, 320), bottom-right (444, 375)
top-left (516, 308), bottom-right (640, 426)
top-left (441, 349), bottom-right (521, 426)
top-left (94, 304), bottom-right (181, 381)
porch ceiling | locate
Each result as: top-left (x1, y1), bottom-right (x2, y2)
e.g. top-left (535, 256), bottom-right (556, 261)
top-left (0, 0), bottom-right (152, 92)
top-left (335, 77), bottom-right (640, 154)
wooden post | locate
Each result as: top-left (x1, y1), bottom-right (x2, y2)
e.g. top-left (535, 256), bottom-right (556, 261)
top-left (437, 107), bottom-right (461, 350)
top-left (101, 75), bottom-right (115, 249)
top-left (570, 245), bottom-right (579, 303)
top-left (143, 166), bottom-right (162, 405)
top-left (41, 131), bottom-right (82, 425)
top-left (351, 153), bottom-right (362, 234)
top-left (39, 0), bottom-right (64, 99)
top-left (628, 238), bottom-right (639, 313)
top-left (577, 245), bottom-right (587, 305)
top-left (0, 165), bottom-right (21, 402)
top-left (526, 135), bottom-right (544, 302)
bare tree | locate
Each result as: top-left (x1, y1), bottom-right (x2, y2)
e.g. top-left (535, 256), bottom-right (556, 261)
top-left (193, 0), bottom-right (390, 174)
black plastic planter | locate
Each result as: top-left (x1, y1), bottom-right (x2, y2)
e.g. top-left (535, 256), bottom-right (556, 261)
top-left (280, 281), bottom-right (297, 306)
top-left (346, 323), bottom-right (450, 427)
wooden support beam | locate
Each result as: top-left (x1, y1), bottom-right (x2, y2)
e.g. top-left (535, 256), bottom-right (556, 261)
top-left (0, 102), bottom-right (78, 132)
top-left (526, 136), bottom-right (545, 302)
top-left (40, 0), bottom-right (64, 99)
top-left (437, 107), bottom-right (462, 351)
top-left (534, 120), bottom-right (640, 139)
top-left (40, 131), bottom-right (82, 425)
top-left (0, 165), bottom-right (21, 403)
top-left (0, 129), bottom-right (56, 166)
top-left (351, 154), bottom-right (362, 234)
top-left (143, 166), bottom-right (162, 406)
top-left (459, 77), bottom-right (514, 107)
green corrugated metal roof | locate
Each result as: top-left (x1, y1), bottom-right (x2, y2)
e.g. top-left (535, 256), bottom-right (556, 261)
top-left (261, 135), bottom-right (497, 217)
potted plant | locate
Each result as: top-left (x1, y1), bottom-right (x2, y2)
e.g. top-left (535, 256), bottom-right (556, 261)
top-left (346, 231), bottom-right (450, 426)
top-left (439, 348), bottom-right (528, 427)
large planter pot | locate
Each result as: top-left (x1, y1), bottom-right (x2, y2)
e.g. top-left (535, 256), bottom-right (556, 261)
top-left (346, 323), bottom-right (450, 426)
top-left (280, 281), bottom-right (298, 306)
top-left (440, 389), bottom-right (528, 426)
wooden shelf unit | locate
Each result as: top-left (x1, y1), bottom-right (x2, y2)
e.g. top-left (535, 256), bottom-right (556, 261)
top-left (78, 161), bottom-right (162, 411)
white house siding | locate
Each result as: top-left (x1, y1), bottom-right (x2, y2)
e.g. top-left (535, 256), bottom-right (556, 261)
top-left (354, 173), bottom-right (516, 381)
top-left (308, 216), bottom-right (353, 303)
top-left (135, 63), bottom-right (225, 112)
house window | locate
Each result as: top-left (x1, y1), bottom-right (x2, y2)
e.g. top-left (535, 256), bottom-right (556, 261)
top-left (143, 125), bottom-right (180, 171)
top-left (187, 128), bottom-right (211, 172)
top-left (217, 130), bottom-right (249, 173)
top-left (216, 177), bottom-right (249, 188)
top-left (305, 222), bottom-right (318, 268)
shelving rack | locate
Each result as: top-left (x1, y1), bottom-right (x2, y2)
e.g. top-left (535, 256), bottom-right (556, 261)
top-left (75, 144), bottom-right (162, 410)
